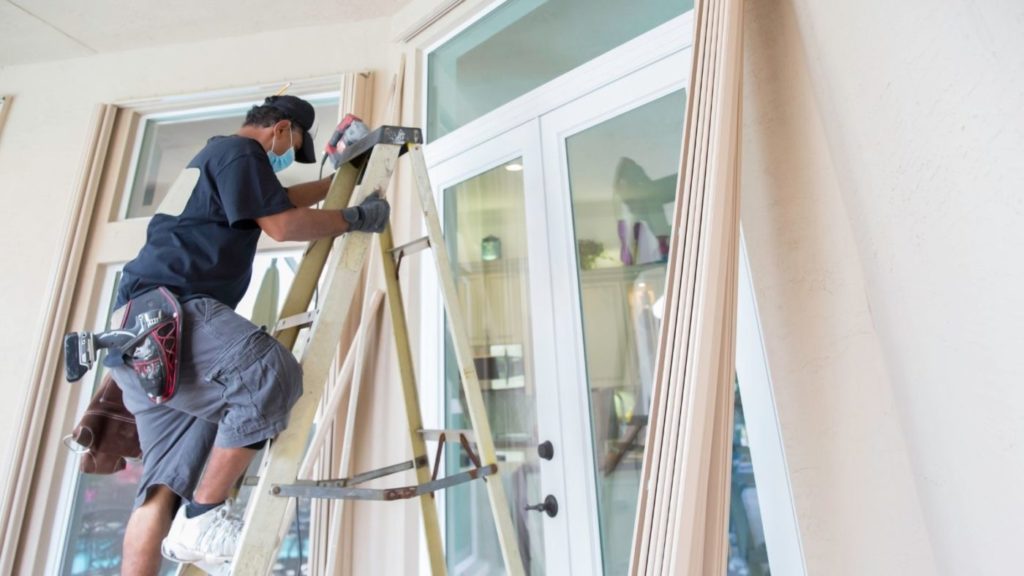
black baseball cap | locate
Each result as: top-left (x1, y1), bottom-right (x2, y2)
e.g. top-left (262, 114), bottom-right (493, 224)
top-left (263, 95), bottom-right (316, 164)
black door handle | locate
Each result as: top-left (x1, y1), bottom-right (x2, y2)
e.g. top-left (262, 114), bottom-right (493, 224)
top-left (524, 495), bottom-right (558, 518)
top-left (537, 440), bottom-right (554, 461)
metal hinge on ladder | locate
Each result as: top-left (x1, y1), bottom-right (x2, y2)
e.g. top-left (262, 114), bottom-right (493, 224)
top-left (176, 126), bottom-right (526, 576)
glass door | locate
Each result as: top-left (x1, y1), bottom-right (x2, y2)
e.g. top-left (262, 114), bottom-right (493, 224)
top-left (540, 53), bottom-right (689, 574)
top-left (425, 122), bottom-right (572, 575)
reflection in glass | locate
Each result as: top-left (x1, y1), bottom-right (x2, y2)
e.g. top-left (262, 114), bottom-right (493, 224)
top-left (124, 97), bottom-right (339, 219)
top-left (729, 380), bottom-right (771, 576)
top-left (443, 160), bottom-right (545, 574)
top-left (565, 90), bottom-right (686, 574)
top-left (566, 89), bottom-right (772, 574)
top-left (427, 0), bottom-right (691, 141)
top-left (59, 254), bottom-right (305, 575)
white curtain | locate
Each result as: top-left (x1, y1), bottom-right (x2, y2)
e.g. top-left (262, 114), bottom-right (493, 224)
top-left (630, 0), bottom-right (744, 573)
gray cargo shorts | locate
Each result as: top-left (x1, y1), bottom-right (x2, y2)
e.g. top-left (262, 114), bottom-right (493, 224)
top-left (110, 297), bottom-right (303, 508)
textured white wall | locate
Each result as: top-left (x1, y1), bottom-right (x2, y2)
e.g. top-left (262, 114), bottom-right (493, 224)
top-left (741, 0), bottom-right (937, 573)
top-left (783, 0), bottom-right (1024, 573)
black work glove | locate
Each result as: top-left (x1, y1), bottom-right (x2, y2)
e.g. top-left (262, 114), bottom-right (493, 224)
top-left (341, 193), bottom-right (391, 233)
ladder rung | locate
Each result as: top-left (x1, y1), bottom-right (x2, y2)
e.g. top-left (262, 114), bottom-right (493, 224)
top-left (273, 310), bottom-right (318, 333)
top-left (271, 464), bottom-right (497, 501)
top-left (419, 428), bottom-right (477, 442)
top-left (390, 235), bottom-right (431, 262)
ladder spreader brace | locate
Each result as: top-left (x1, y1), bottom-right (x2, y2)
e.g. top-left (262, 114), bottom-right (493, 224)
top-left (178, 125), bottom-right (526, 576)
top-left (269, 431), bottom-right (494, 501)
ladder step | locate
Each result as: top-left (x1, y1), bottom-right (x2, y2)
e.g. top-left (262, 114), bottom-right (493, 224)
top-left (419, 428), bottom-right (477, 442)
top-left (334, 125), bottom-right (424, 168)
top-left (391, 235), bottom-right (431, 262)
top-left (273, 309), bottom-right (318, 334)
top-left (272, 464), bottom-right (497, 501)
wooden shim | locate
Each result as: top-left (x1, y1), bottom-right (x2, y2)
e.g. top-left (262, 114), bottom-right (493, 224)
top-left (645, 0), bottom-right (724, 569)
top-left (630, 0), bottom-right (745, 572)
top-left (666, 0), bottom-right (736, 570)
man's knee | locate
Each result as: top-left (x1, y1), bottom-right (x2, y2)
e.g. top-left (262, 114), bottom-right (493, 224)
top-left (139, 484), bottom-right (180, 518)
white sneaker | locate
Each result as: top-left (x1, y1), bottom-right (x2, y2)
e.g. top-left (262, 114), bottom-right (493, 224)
top-left (193, 558), bottom-right (233, 576)
top-left (161, 500), bottom-right (244, 565)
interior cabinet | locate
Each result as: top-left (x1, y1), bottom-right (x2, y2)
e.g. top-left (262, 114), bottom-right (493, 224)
top-left (580, 269), bottom-right (635, 390)
top-left (456, 259), bottom-right (526, 348)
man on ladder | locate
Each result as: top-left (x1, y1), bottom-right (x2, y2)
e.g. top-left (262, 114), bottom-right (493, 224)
top-left (105, 95), bottom-right (388, 575)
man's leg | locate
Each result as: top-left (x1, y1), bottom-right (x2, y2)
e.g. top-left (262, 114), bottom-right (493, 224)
top-left (193, 446), bottom-right (260, 505)
top-left (122, 486), bottom-right (179, 576)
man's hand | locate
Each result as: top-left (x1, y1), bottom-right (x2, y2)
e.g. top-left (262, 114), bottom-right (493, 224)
top-left (341, 193), bottom-right (391, 233)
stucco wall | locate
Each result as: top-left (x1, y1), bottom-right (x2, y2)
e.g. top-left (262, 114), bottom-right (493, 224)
top-left (741, 0), bottom-right (937, 573)
top-left (783, 0), bottom-right (1024, 573)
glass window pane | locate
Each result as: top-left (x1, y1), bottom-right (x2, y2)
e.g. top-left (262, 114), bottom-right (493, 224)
top-left (60, 252), bottom-right (304, 575)
top-left (729, 379), bottom-right (771, 576)
top-left (443, 160), bottom-right (546, 574)
top-left (427, 0), bottom-right (691, 141)
top-left (565, 90), bottom-right (685, 574)
top-left (124, 97), bottom-right (338, 219)
top-left (566, 90), bottom-right (773, 574)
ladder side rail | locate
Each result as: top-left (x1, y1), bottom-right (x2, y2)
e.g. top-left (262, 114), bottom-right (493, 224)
top-left (232, 145), bottom-right (402, 575)
top-left (377, 201), bottom-right (448, 575)
top-left (407, 145), bottom-right (526, 576)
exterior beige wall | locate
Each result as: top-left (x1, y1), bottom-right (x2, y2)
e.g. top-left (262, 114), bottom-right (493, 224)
top-left (741, 0), bottom-right (936, 573)
top-left (783, 0), bottom-right (1024, 573)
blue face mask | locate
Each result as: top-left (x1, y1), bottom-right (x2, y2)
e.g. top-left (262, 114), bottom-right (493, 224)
top-left (267, 130), bottom-right (295, 173)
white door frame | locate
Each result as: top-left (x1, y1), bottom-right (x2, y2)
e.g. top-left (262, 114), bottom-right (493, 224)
top-left (537, 49), bottom-right (691, 574)
top-left (420, 5), bottom-right (807, 574)
top-left (423, 121), bottom-right (575, 575)
top-left (420, 10), bottom-right (705, 575)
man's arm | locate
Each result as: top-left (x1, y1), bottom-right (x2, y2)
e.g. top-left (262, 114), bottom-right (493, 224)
top-left (285, 176), bottom-right (333, 207)
top-left (256, 193), bottom-right (391, 242)
top-left (256, 208), bottom-right (350, 242)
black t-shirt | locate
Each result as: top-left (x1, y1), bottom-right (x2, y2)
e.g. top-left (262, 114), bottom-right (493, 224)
top-left (116, 135), bottom-right (295, 309)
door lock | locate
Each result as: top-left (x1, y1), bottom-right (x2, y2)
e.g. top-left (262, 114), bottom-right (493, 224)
top-left (525, 495), bottom-right (559, 518)
top-left (537, 440), bottom-right (554, 461)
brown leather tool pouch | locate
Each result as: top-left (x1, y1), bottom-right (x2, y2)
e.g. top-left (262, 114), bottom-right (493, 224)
top-left (64, 373), bottom-right (142, 474)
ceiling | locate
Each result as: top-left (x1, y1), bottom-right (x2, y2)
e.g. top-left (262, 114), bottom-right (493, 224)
top-left (0, 0), bottom-right (411, 67)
